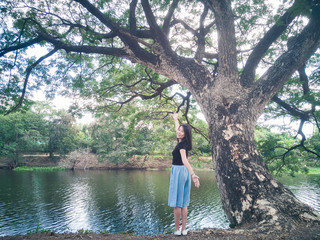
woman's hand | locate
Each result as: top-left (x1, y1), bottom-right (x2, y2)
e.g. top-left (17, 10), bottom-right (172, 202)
top-left (192, 174), bottom-right (200, 188)
top-left (173, 113), bottom-right (179, 132)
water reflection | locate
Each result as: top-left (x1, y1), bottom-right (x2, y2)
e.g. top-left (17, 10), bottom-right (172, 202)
top-left (64, 181), bottom-right (91, 230)
top-left (276, 174), bottom-right (320, 213)
top-left (0, 169), bottom-right (319, 237)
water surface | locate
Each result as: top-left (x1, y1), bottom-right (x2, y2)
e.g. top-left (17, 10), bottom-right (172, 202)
top-left (0, 169), bottom-right (319, 236)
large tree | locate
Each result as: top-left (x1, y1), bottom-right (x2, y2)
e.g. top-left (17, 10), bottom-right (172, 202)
top-left (1, 0), bottom-right (320, 232)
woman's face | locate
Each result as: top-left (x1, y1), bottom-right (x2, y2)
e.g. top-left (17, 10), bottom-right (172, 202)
top-left (177, 126), bottom-right (185, 140)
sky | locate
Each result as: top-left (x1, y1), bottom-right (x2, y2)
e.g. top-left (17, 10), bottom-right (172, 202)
top-left (32, 90), bottom-right (94, 124)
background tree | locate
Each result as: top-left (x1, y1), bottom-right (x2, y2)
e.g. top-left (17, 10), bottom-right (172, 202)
top-left (0, 111), bottom-right (47, 167)
top-left (261, 53), bottom-right (320, 167)
top-left (255, 126), bottom-right (309, 176)
top-left (89, 115), bottom-right (154, 164)
top-left (58, 148), bottom-right (98, 170)
top-left (1, 0), bottom-right (320, 232)
top-left (47, 110), bottom-right (79, 158)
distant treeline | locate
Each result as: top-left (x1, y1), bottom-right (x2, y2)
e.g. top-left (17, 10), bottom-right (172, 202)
top-left (1, 104), bottom-right (319, 175)
top-left (0, 105), bottom-right (210, 168)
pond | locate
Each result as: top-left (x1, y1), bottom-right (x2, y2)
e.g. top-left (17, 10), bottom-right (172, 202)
top-left (0, 169), bottom-right (319, 237)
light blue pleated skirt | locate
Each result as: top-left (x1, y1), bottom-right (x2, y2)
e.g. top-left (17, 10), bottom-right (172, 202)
top-left (168, 165), bottom-right (191, 207)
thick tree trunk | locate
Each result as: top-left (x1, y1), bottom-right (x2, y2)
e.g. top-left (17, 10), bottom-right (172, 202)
top-left (167, 45), bottom-right (320, 231)
top-left (204, 96), bottom-right (320, 230)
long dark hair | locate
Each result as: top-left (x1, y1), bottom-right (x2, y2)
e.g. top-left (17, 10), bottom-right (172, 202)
top-left (180, 124), bottom-right (192, 151)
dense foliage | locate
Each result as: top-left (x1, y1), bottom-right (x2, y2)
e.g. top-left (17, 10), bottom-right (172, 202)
top-left (0, 102), bottom-right (318, 174)
top-left (0, 110), bottom-right (47, 167)
top-left (0, 107), bottom-right (80, 166)
top-left (255, 126), bottom-right (320, 175)
top-left (0, 0), bottom-right (319, 175)
top-left (0, 103), bottom-right (212, 166)
top-left (89, 115), bottom-right (154, 163)
top-left (0, 0), bottom-right (318, 165)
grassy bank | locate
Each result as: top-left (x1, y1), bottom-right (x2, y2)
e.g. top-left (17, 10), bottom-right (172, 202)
top-left (4, 154), bottom-right (319, 174)
top-left (308, 167), bottom-right (320, 175)
top-left (14, 166), bottom-right (65, 171)
top-left (4, 153), bottom-right (212, 171)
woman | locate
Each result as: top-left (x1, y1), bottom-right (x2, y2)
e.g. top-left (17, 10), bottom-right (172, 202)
top-left (168, 112), bottom-right (200, 236)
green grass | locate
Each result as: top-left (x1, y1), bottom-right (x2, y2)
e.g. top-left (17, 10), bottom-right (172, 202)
top-left (14, 166), bottom-right (65, 171)
top-left (77, 229), bottom-right (92, 234)
top-left (27, 224), bottom-right (55, 234)
top-left (308, 167), bottom-right (320, 175)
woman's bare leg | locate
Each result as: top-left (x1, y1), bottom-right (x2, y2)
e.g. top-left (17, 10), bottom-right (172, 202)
top-left (181, 207), bottom-right (188, 231)
top-left (174, 207), bottom-right (181, 231)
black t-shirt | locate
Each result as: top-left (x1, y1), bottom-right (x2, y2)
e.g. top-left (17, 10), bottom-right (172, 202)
top-left (172, 140), bottom-right (189, 165)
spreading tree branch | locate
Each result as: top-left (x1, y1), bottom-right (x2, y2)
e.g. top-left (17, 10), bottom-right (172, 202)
top-left (97, 75), bottom-right (177, 113)
top-left (298, 65), bottom-right (310, 95)
top-left (240, 3), bottom-right (298, 87)
top-left (5, 48), bottom-right (59, 115)
top-left (195, 2), bottom-right (209, 61)
top-left (272, 96), bottom-right (309, 120)
top-left (253, 4), bottom-right (320, 109)
top-left (271, 63), bottom-right (319, 140)
top-left (0, 37), bottom-right (44, 57)
top-left (75, 0), bottom-right (158, 65)
top-left (275, 140), bottom-right (320, 175)
top-left (173, 91), bottom-right (210, 142)
top-left (205, 0), bottom-right (238, 78)
top-left (38, 31), bottom-right (128, 57)
top-left (140, 0), bottom-right (172, 52)
top-left (129, 0), bottom-right (138, 34)
top-left (163, 0), bottom-right (180, 36)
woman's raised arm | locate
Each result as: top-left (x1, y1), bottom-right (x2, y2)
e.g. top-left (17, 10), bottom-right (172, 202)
top-left (173, 112), bottom-right (180, 132)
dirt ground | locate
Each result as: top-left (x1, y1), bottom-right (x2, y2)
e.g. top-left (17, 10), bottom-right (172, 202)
top-left (1, 224), bottom-right (320, 240)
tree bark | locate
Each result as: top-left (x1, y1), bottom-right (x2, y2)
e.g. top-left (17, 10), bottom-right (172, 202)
top-left (169, 53), bottom-right (320, 228)
top-left (192, 82), bottom-right (320, 229)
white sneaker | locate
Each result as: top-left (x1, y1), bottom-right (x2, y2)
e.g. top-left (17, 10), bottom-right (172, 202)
top-left (182, 229), bottom-right (188, 235)
top-left (174, 230), bottom-right (181, 236)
